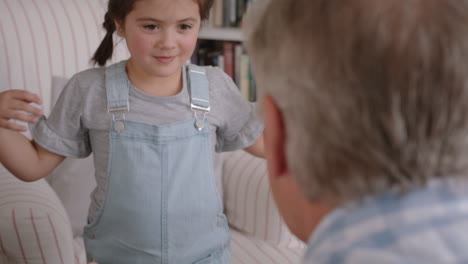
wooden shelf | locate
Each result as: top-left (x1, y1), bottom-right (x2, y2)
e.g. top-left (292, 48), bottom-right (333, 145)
top-left (198, 27), bottom-right (244, 42)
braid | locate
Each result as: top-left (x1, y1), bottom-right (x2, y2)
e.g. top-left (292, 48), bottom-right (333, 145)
top-left (92, 12), bottom-right (116, 66)
top-left (103, 12), bottom-right (116, 32)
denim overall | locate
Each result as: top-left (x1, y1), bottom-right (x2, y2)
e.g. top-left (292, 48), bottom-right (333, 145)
top-left (83, 61), bottom-right (231, 264)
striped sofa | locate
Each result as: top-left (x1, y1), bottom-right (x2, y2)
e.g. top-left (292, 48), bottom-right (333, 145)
top-left (0, 0), bottom-right (305, 263)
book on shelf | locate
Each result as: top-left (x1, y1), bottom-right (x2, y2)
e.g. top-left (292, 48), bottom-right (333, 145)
top-left (207, 0), bottom-right (249, 28)
top-left (239, 54), bottom-right (250, 100)
top-left (238, 52), bottom-right (257, 102)
top-left (248, 62), bottom-right (256, 102)
top-left (222, 42), bottom-right (235, 79)
top-left (234, 44), bottom-right (243, 85)
top-left (210, 0), bottom-right (224, 27)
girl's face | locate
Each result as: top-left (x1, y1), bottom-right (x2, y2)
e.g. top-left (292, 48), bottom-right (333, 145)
top-left (117, 0), bottom-right (201, 81)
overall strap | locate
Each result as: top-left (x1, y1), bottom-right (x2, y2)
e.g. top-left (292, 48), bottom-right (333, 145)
top-left (187, 64), bottom-right (210, 111)
top-left (106, 61), bottom-right (130, 112)
top-left (186, 65), bottom-right (210, 131)
top-left (106, 61), bottom-right (130, 133)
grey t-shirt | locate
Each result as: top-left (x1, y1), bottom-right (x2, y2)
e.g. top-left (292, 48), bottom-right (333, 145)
top-left (30, 62), bottom-right (263, 222)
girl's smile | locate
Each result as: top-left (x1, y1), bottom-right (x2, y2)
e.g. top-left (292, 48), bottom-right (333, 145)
top-left (154, 56), bottom-right (176, 64)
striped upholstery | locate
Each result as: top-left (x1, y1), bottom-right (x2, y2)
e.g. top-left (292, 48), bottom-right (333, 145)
top-left (223, 151), bottom-right (306, 253)
top-left (0, 0), bottom-right (129, 116)
top-left (0, 167), bottom-right (85, 264)
top-left (231, 229), bottom-right (304, 264)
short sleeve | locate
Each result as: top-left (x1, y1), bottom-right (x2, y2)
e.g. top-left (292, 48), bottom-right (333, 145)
top-left (29, 75), bottom-right (91, 158)
top-left (210, 68), bottom-right (264, 152)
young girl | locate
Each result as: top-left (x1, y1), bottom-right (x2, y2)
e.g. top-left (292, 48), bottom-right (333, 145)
top-left (0, 0), bottom-right (264, 263)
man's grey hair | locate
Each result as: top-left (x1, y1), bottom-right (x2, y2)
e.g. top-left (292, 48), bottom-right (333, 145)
top-left (245, 0), bottom-right (468, 203)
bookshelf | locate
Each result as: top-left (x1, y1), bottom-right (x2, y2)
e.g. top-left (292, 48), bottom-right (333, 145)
top-left (191, 0), bottom-right (256, 102)
top-left (198, 27), bottom-right (244, 42)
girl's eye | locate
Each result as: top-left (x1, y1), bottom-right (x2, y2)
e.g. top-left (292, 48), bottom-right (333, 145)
top-left (179, 24), bottom-right (192, 30)
top-left (143, 24), bottom-right (159, 30)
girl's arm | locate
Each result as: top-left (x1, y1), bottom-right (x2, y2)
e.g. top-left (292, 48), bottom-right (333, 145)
top-left (244, 134), bottom-right (265, 158)
top-left (0, 90), bottom-right (65, 182)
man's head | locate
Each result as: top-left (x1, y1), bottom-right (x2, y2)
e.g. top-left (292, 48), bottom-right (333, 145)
top-left (246, 0), bottom-right (468, 239)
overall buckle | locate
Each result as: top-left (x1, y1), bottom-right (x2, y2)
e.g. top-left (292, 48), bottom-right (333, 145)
top-left (108, 106), bottom-right (129, 133)
top-left (191, 98), bottom-right (210, 131)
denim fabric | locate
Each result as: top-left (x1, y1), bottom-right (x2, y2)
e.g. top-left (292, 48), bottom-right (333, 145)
top-left (84, 63), bottom-right (230, 264)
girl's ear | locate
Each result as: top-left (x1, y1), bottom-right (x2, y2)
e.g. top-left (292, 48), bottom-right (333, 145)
top-left (114, 19), bottom-right (124, 37)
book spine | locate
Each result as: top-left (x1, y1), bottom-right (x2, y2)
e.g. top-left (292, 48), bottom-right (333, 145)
top-left (248, 62), bottom-right (256, 102)
top-left (223, 42), bottom-right (234, 78)
top-left (213, 0), bottom-right (223, 27)
top-left (223, 0), bottom-right (230, 27)
top-left (234, 43), bottom-right (244, 85)
top-left (229, 0), bottom-right (237, 26)
top-left (240, 54), bottom-right (250, 100)
top-left (236, 0), bottom-right (246, 26)
top-left (218, 55), bottom-right (225, 71)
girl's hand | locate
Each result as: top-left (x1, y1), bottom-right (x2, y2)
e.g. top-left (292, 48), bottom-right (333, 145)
top-left (0, 90), bottom-right (43, 132)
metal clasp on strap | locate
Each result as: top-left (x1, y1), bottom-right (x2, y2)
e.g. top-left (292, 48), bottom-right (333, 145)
top-left (191, 98), bottom-right (210, 112)
top-left (189, 69), bottom-right (206, 75)
top-left (108, 106), bottom-right (129, 133)
top-left (191, 98), bottom-right (210, 131)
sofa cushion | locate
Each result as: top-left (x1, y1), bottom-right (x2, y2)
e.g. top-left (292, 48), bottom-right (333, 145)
top-left (0, 167), bottom-right (80, 263)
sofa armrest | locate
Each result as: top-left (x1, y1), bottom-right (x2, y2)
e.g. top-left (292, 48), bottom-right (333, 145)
top-left (222, 150), bottom-right (305, 248)
top-left (0, 168), bottom-right (77, 263)
top-left (230, 229), bottom-right (304, 264)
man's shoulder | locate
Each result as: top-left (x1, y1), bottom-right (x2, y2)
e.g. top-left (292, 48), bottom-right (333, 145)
top-left (304, 179), bottom-right (468, 263)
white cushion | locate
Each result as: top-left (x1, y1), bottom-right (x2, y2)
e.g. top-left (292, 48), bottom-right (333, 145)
top-left (0, 168), bottom-right (79, 263)
top-left (0, 0), bottom-right (129, 116)
top-left (222, 150), bottom-right (305, 248)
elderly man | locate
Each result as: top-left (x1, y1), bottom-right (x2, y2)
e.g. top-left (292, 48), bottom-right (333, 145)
top-left (245, 0), bottom-right (468, 263)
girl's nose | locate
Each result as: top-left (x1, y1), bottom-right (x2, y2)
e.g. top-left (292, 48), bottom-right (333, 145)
top-left (157, 30), bottom-right (176, 50)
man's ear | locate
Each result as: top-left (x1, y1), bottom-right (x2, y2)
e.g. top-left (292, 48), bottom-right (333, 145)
top-left (263, 95), bottom-right (289, 179)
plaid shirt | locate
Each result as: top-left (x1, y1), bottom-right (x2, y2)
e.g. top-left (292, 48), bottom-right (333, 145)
top-left (303, 178), bottom-right (468, 264)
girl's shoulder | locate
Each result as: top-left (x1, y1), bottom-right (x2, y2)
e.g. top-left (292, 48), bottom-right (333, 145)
top-left (71, 67), bottom-right (106, 83)
top-left (65, 67), bottom-right (107, 93)
top-left (188, 64), bottom-right (228, 81)
top-left (189, 65), bottom-right (246, 111)
top-left (71, 60), bottom-right (128, 88)
top-left (58, 67), bottom-right (107, 100)
top-left (190, 65), bottom-right (237, 91)
top-left (199, 65), bottom-right (223, 75)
